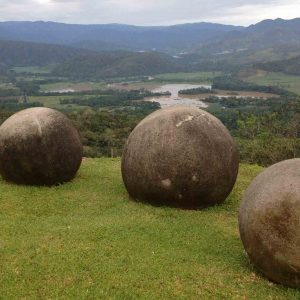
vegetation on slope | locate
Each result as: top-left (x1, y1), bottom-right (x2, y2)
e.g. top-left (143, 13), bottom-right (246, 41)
top-left (0, 40), bottom-right (91, 67)
top-left (52, 51), bottom-right (184, 79)
top-left (197, 18), bottom-right (300, 55)
top-left (257, 55), bottom-right (300, 75)
top-left (212, 76), bottom-right (291, 95)
top-left (180, 19), bottom-right (300, 72)
top-left (0, 21), bottom-right (241, 53)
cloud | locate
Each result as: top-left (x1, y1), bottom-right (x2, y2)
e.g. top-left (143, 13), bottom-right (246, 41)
top-left (0, 0), bottom-right (299, 25)
top-left (205, 0), bottom-right (300, 25)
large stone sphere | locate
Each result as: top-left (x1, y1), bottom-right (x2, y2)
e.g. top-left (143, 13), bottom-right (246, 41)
top-left (121, 106), bottom-right (239, 208)
top-left (0, 107), bottom-right (82, 186)
top-left (239, 159), bottom-right (300, 288)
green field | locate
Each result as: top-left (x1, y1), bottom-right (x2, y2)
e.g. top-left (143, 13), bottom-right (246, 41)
top-left (38, 72), bottom-right (220, 92)
top-left (30, 95), bottom-right (89, 110)
top-left (39, 81), bottom-right (106, 93)
top-left (30, 95), bottom-right (64, 108)
top-left (12, 65), bottom-right (55, 74)
top-left (245, 71), bottom-right (300, 95)
top-left (154, 72), bottom-right (222, 84)
top-left (1, 159), bottom-right (299, 299)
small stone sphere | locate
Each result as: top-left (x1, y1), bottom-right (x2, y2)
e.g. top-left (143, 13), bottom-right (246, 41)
top-left (0, 107), bottom-right (82, 186)
top-left (121, 106), bottom-right (239, 208)
top-left (239, 159), bottom-right (300, 288)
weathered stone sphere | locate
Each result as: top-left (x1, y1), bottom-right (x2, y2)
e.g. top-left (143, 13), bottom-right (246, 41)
top-left (239, 159), bottom-right (300, 288)
top-left (121, 106), bottom-right (239, 208)
top-left (0, 107), bottom-right (82, 186)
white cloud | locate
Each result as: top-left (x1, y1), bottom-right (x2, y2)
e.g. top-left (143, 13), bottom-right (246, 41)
top-left (0, 0), bottom-right (298, 25)
top-left (205, 0), bottom-right (300, 25)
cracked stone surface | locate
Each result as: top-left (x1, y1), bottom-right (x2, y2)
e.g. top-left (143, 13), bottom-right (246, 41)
top-left (121, 106), bottom-right (239, 208)
top-left (239, 159), bottom-right (300, 288)
top-left (0, 107), bottom-right (82, 186)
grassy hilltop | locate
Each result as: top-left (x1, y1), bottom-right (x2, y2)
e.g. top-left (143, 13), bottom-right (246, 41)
top-left (0, 159), bottom-right (299, 299)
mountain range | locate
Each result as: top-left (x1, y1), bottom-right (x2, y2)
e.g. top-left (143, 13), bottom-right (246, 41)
top-left (1, 18), bottom-right (300, 76)
top-left (0, 21), bottom-right (240, 54)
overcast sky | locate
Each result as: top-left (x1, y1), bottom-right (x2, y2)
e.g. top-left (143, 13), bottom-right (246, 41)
top-left (0, 0), bottom-right (300, 26)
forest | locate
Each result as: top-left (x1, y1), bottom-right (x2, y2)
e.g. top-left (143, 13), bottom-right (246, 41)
top-left (206, 94), bottom-right (300, 166)
top-left (0, 69), bottom-right (299, 166)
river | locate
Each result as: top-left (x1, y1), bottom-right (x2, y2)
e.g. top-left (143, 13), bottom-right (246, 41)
top-left (146, 84), bottom-right (210, 108)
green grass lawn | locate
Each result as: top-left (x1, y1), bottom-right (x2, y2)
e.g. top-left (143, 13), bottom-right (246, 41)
top-left (0, 159), bottom-right (299, 299)
top-left (245, 71), bottom-right (300, 95)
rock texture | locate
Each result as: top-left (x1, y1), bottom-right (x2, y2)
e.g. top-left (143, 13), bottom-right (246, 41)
top-left (0, 107), bottom-right (82, 186)
top-left (239, 159), bottom-right (300, 288)
top-left (121, 106), bottom-right (239, 208)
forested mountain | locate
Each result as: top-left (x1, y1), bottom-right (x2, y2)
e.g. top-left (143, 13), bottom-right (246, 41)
top-left (0, 40), bottom-right (91, 66)
top-left (2, 18), bottom-right (300, 75)
top-left (0, 21), bottom-right (242, 53)
top-left (0, 39), bottom-right (184, 77)
top-left (172, 18), bottom-right (300, 72)
top-left (52, 51), bottom-right (184, 79)
top-left (197, 18), bottom-right (300, 57)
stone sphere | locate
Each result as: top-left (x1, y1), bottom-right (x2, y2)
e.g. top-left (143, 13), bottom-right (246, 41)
top-left (239, 159), bottom-right (300, 288)
top-left (121, 106), bottom-right (239, 208)
top-left (0, 107), bottom-right (82, 186)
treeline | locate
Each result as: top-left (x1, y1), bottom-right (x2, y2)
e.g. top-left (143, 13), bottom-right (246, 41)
top-left (206, 93), bottom-right (300, 166)
top-left (178, 87), bottom-right (215, 95)
top-left (212, 76), bottom-right (291, 96)
top-left (236, 113), bottom-right (300, 166)
top-left (67, 106), bottom-right (159, 157)
top-left (203, 95), bottom-right (291, 110)
top-left (60, 89), bottom-right (164, 108)
top-left (0, 80), bottom-right (41, 97)
top-left (0, 74), bottom-right (299, 165)
top-left (0, 88), bottom-right (20, 97)
top-left (61, 96), bottom-right (160, 110)
top-left (0, 99), bottom-right (158, 158)
top-left (60, 89), bottom-right (161, 156)
top-left (61, 90), bottom-right (300, 164)
top-left (0, 95), bottom-right (299, 165)
top-left (0, 102), bottom-right (43, 111)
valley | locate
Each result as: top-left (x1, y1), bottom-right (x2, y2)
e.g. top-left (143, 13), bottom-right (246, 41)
top-left (0, 18), bottom-right (300, 163)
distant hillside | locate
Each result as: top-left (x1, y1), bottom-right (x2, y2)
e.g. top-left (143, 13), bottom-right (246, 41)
top-left (71, 40), bottom-right (126, 52)
top-left (0, 21), bottom-right (242, 54)
top-left (258, 56), bottom-right (300, 75)
top-left (2, 18), bottom-right (300, 73)
top-left (198, 18), bottom-right (300, 55)
top-left (0, 63), bottom-right (8, 74)
top-left (52, 51), bottom-right (184, 79)
top-left (0, 40), bottom-right (91, 67)
top-left (189, 18), bottom-right (300, 72)
top-left (174, 18), bottom-right (300, 74)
